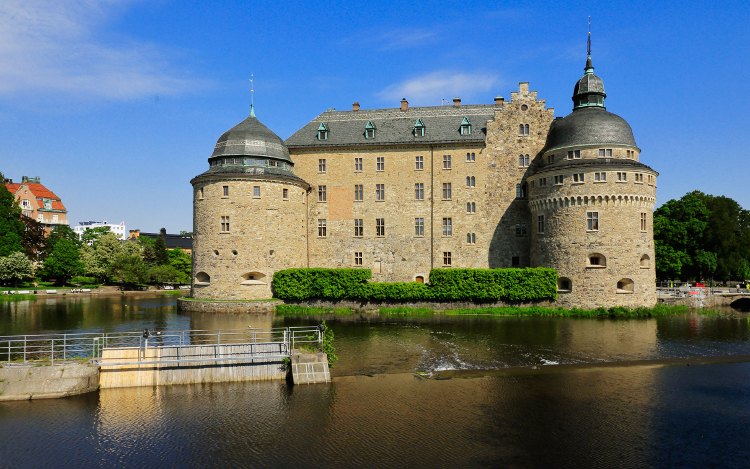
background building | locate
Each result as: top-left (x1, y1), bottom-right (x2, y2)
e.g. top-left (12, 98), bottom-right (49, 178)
top-left (74, 221), bottom-right (127, 240)
top-left (191, 51), bottom-right (657, 308)
top-left (4, 176), bottom-right (68, 233)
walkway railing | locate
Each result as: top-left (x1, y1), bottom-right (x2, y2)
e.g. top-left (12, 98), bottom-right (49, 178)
top-left (0, 326), bottom-right (322, 366)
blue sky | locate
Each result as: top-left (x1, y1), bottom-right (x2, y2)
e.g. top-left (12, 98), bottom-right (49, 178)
top-left (1, 0), bottom-right (749, 232)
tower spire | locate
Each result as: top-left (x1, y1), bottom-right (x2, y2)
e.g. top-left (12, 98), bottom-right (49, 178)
top-left (249, 74), bottom-right (256, 117)
top-left (585, 16), bottom-right (593, 71)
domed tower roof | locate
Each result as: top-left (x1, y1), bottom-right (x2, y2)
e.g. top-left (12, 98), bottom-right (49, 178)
top-left (210, 106), bottom-right (292, 164)
top-left (542, 32), bottom-right (637, 154)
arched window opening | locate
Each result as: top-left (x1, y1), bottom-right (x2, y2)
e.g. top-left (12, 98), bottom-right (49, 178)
top-left (640, 254), bottom-right (651, 268)
top-left (588, 253), bottom-right (607, 268)
top-left (415, 275), bottom-right (425, 284)
top-left (557, 277), bottom-right (572, 293)
top-left (617, 278), bottom-right (634, 293)
top-left (195, 272), bottom-right (210, 286)
top-left (241, 271), bottom-right (267, 285)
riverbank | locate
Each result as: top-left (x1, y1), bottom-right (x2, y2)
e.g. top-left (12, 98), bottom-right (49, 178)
top-left (0, 286), bottom-right (187, 301)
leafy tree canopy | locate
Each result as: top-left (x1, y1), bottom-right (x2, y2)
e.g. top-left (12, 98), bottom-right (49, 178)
top-left (0, 252), bottom-right (35, 286)
top-left (0, 172), bottom-right (24, 257)
top-left (42, 238), bottom-right (83, 285)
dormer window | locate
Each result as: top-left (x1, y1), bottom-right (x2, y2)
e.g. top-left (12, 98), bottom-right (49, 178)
top-left (317, 123), bottom-right (329, 141)
top-left (459, 117), bottom-right (472, 135)
top-left (364, 121), bottom-right (376, 139)
top-left (413, 119), bottom-right (425, 137)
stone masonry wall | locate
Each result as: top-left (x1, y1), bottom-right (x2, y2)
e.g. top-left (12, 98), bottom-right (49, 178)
top-left (192, 178), bottom-right (308, 299)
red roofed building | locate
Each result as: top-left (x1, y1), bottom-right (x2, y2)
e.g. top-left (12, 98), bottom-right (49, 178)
top-left (4, 176), bottom-right (68, 233)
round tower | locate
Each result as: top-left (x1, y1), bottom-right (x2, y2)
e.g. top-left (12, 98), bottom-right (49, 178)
top-left (528, 45), bottom-right (658, 308)
top-left (190, 105), bottom-right (309, 300)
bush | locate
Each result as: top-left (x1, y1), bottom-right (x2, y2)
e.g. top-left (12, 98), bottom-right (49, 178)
top-left (70, 276), bottom-right (99, 286)
top-left (272, 267), bottom-right (557, 303)
top-left (272, 268), bottom-right (371, 300)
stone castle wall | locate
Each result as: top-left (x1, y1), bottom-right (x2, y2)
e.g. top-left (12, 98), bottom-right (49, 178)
top-left (192, 177), bottom-right (308, 299)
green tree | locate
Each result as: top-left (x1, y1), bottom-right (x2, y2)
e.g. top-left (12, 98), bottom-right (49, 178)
top-left (0, 252), bottom-right (35, 286)
top-left (110, 252), bottom-right (148, 286)
top-left (654, 191), bottom-right (710, 280)
top-left (153, 236), bottom-right (168, 265)
top-left (80, 226), bottom-right (112, 245)
top-left (147, 264), bottom-right (187, 284)
top-left (694, 250), bottom-right (718, 281)
top-left (0, 173), bottom-right (24, 257)
top-left (167, 248), bottom-right (192, 282)
top-left (91, 232), bottom-right (125, 282)
top-left (42, 238), bottom-right (83, 285)
top-left (47, 225), bottom-right (80, 250)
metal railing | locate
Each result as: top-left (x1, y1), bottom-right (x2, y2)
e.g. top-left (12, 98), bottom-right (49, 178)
top-left (0, 326), bottom-right (323, 366)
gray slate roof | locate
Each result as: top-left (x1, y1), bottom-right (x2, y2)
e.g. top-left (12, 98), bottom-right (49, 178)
top-left (211, 113), bottom-right (292, 163)
top-left (286, 105), bottom-right (496, 149)
top-left (542, 107), bottom-right (637, 153)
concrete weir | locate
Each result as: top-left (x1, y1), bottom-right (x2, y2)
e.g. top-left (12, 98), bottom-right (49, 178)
top-left (99, 343), bottom-right (288, 389)
top-left (0, 363), bottom-right (99, 401)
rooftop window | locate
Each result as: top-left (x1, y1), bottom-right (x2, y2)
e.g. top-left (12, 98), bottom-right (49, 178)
top-left (364, 121), bottom-right (376, 139)
top-left (413, 119), bottom-right (425, 137)
top-left (317, 123), bottom-right (329, 141)
top-left (459, 117), bottom-right (472, 135)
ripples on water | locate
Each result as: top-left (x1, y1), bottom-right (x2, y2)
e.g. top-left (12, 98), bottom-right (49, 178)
top-left (2, 297), bottom-right (750, 466)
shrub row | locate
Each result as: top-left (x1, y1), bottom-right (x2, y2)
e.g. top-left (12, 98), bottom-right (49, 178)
top-left (271, 267), bottom-right (557, 302)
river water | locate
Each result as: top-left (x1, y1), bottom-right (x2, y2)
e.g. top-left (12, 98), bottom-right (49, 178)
top-left (1, 296), bottom-right (750, 468)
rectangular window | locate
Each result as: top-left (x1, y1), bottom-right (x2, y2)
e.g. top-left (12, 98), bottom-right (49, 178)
top-left (37, 214), bottom-right (44, 222)
top-left (415, 155), bottom-right (424, 170)
top-left (376, 184), bottom-right (385, 201)
top-left (587, 211), bottom-right (599, 231)
top-left (354, 184), bottom-right (363, 202)
top-left (567, 150), bottom-right (581, 160)
top-left (442, 183), bottom-right (452, 200)
top-left (515, 223), bottom-right (527, 237)
top-left (512, 256), bottom-right (520, 267)
top-left (376, 218), bottom-right (385, 237)
top-left (282, 188), bottom-right (289, 199)
top-left (354, 157), bottom-right (363, 172)
top-left (354, 252), bottom-right (363, 266)
top-left (198, 188), bottom-right (204, 199)
top-left (617, 172), bottom-right (627, 182)
top-left (52, 214), bottom-right (58, 223)
top-left (220, 216), bottom-right (230, 232)
top-left (442, 218), bottom-right (453, 237)
top-left (641, 213), bottom-right (647, 232)
top-left (539, 177), bottom-right (547, 187)
top-left (415, 183), bottom-right (424, 200)
top-left (443, 154), bottom-right (452, 170)
top-left (573, 173), bottom-right (584, 183)
top-left (222, 185), bottom-right (229, 197)
top-left (538, 215), bottom-right (545, 233)
top-left (253, 186), bottom-right (261, 198)
top-left (318, 219), bottom-right (327, 237)
top-left (598, 148), bottom-right (613, 158)
top-left (516, 183), bottom-right (527, 199)
top-left (443, 252), bottom-right (452, 266)
top-left (466, 201), bottom-right (476, 213)
top-left (635, 173), bottom-right (644, 183)
top-left (466, 176), bottom-right (475, 187)
top-left (554, 175), bottom-right (564, 185)
top-left (354, 219), bottom-right (363, 237)
top-left (415, 218), bottom-right (424, 237)
top-left (466, 232), bottom-right (476, 244)
top-left (376, 156), bottom-right (385, 171)
top-left (466, 152), bottom-right (475, 162)
top-left (547, 155), bottom-right (555, 164)
top-left (318, 159), bottom-right (326, 173)
top-left (594, 172), bottom-right (607, 182)
top-left (318, 185), bottom-right (327, 202)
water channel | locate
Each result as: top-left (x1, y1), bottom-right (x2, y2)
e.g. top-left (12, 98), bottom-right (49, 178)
top-left (1, 295), bottom-right (749, 467)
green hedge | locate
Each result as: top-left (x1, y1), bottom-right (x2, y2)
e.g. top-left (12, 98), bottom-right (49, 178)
top-left (272, 268), bottom-right (557, 302)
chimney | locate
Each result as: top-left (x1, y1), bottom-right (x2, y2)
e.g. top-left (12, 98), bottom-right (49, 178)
top-left (494, 96), bottom-right (505, 106)
top-left (160, 227), bottom-right (167, 237)
top-left (352, 101), bottom-right (360, 111)
top-left (452, 97), bottom-right (461, 107)
top-left (400, 98), bottom-right (408, 112)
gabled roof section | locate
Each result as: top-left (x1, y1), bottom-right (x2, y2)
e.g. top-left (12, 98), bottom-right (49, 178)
top-left (286, 104), bottom-right (495, 149)
top-left (5, 182), bottom-right (67, 211)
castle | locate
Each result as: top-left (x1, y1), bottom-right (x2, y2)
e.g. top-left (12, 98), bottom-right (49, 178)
top-left (190, 47), bottom-right (658, 309)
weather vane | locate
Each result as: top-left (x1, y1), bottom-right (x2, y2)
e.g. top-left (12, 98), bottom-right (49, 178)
top-left (587, 16), bottom-right (591, 56)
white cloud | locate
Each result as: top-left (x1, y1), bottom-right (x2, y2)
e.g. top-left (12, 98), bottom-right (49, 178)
top-left (0, 0), bottom-right (199, 101)
top-left (377, 71), bottom-right (501, 106)
top-left (377, 29), bottom-right (439, 50)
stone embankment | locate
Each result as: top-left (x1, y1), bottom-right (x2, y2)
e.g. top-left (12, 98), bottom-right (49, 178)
top-left (0, 363), bottom-right (99, 401)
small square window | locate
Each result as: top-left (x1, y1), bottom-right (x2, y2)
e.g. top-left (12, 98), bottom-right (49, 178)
top-left (443, 251), bottom-right (452, 266)
top-left (466, 232), bottom-right (476, 244)
top-left (466, 152), bottom-right (476, 162)
top-left (466, 201), bottom-right (476, 213)
top-left (572, 173), bottom-right (584, 183)
top-left (253, 186), bottom-right (261, 198)
top-left (354, 157), bottom-right (363, 172)
top-left (466, 176), bottom-right (475, 188)
top-left (282, 188), bottom-right (289, 199)
top-left (376, 156), bottom-right (385, 171)
top-left (220, 216), bottom-right (230, 232)
top-left (354, 252), bottom-right (363, 266)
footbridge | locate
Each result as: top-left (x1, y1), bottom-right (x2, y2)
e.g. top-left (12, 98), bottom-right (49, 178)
top-left (0, 327), bottom-right (330, 399)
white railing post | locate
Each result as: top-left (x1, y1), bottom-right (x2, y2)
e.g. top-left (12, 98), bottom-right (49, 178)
top-left (63, 334), bottom-right (67, 360)
top-left (23, 336), bottom-right (26, 363)
top-left (51, 338), bottom-right (54, 366)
